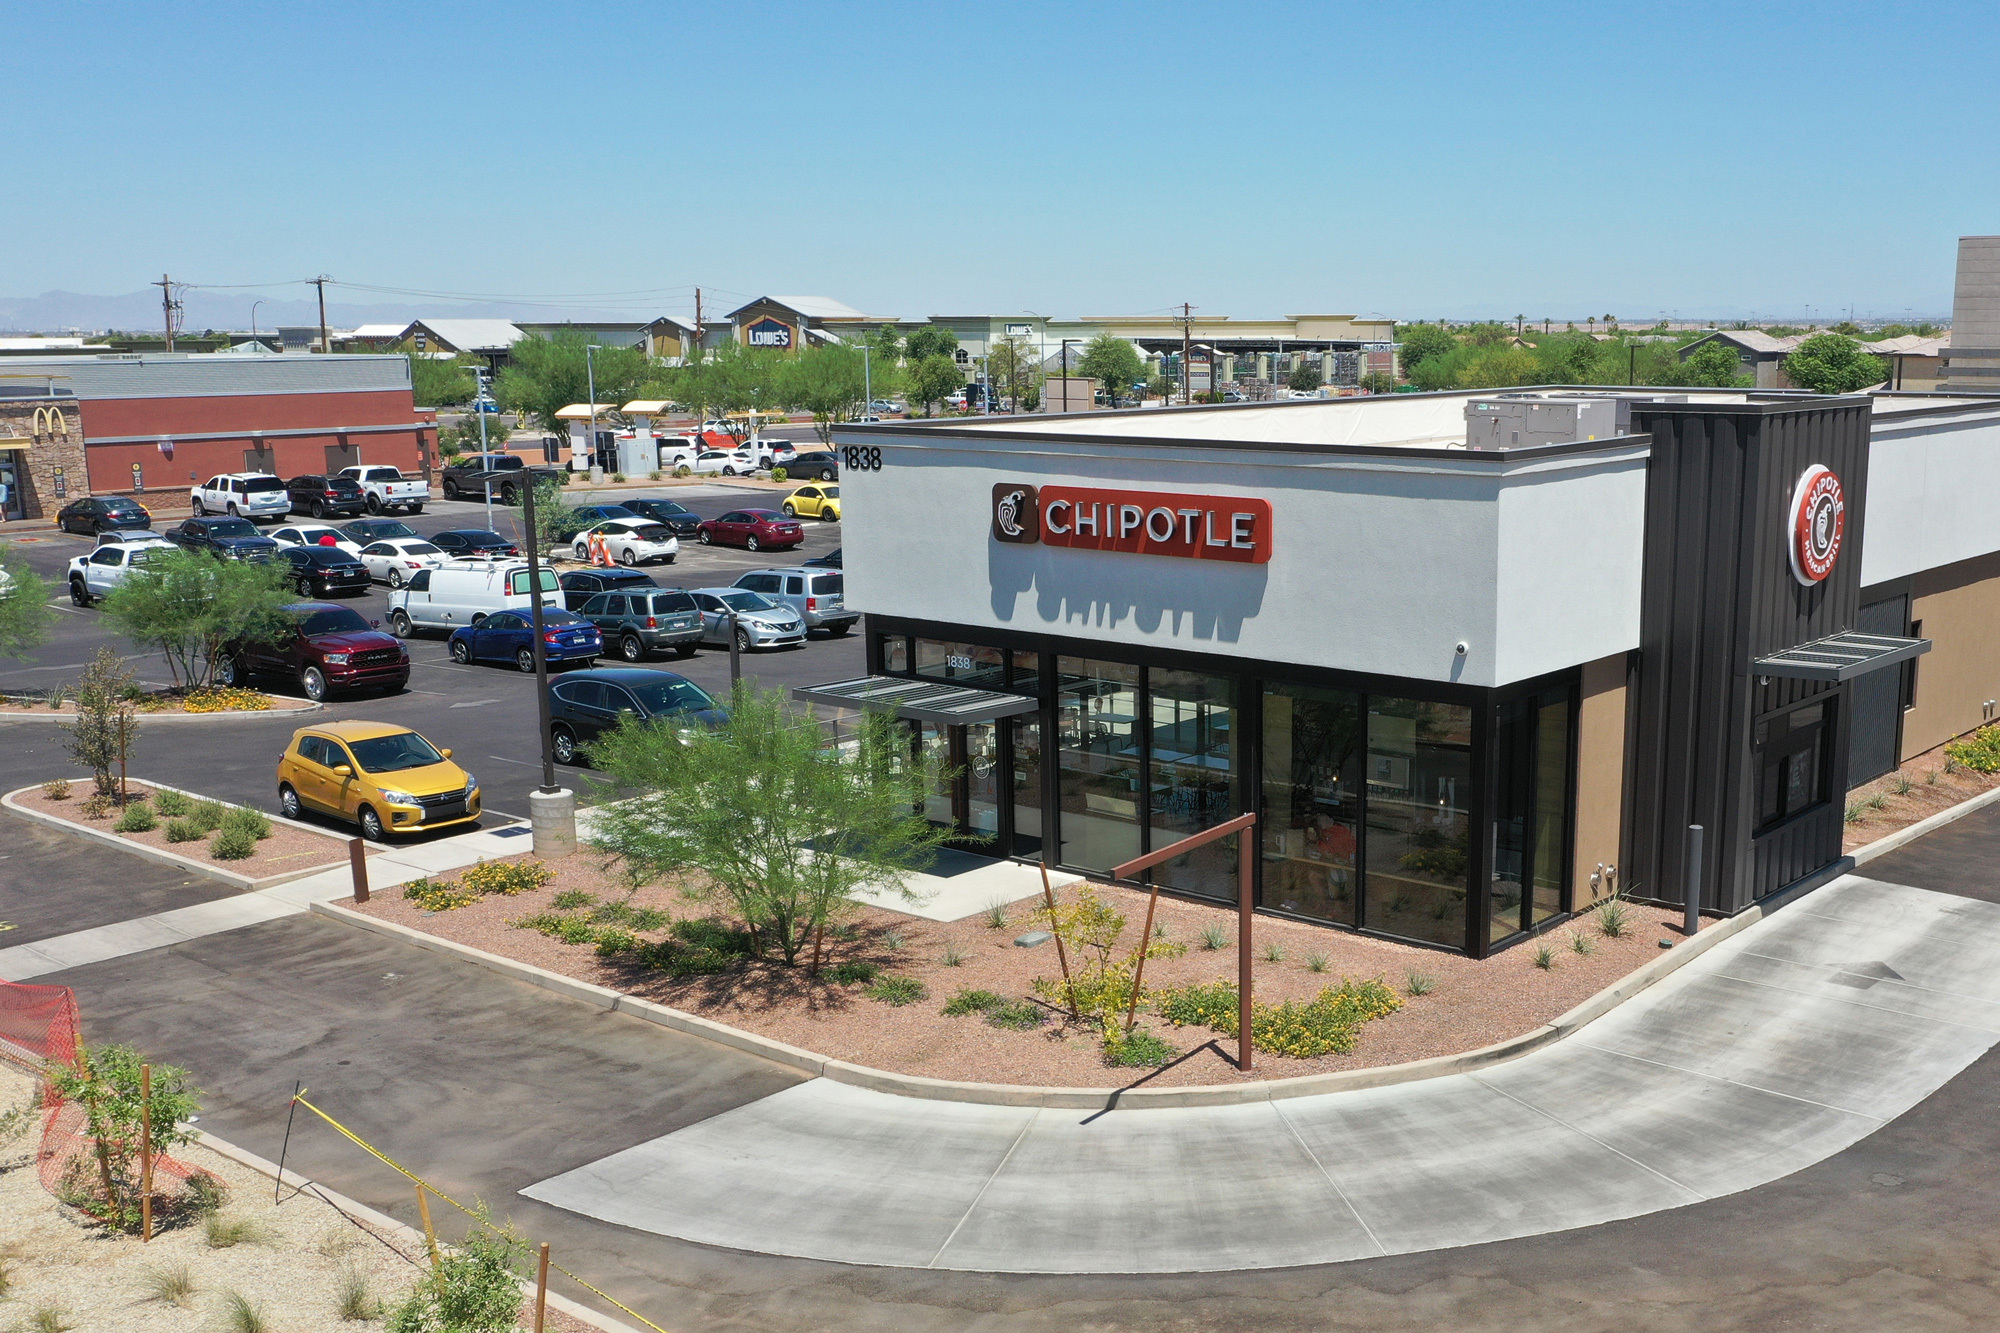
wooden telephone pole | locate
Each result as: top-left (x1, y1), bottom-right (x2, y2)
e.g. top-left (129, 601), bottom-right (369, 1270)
top-left (154, 275), bottom-right (175, 351)
top-left (312, 275), bottom-right (332, 353)
top-left (1180, 302), bottom-right (1195, 404)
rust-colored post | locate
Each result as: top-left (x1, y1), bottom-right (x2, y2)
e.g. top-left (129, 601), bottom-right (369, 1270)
top-left (415, 1184), bottom-right (439, 1265)
top-left (349, 837), bottom-right (368, 904)
top-left (1122, 883), bottom-right (1162, 1036)
top-left (1238, 828), bottom-right (1254, 1071)
top-left (809, 923), bottom-right (824, 977)
top-left (1040, 859), bottom-right (1077, 1017)
top-left (533, 1242), bottom-right (550, 1332)
top-left (140, 1062), bottom-right (153, 1242)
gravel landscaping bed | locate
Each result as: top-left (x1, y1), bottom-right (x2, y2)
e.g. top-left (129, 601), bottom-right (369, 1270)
top-left (13, 781), bottom-right (371, 879)
top-left (0, 689), bottom-right (314, 716)
top-left (1843, 733), bottom-right (2000, 852)
top-left (351, 852), bottom-right (1691, 1088)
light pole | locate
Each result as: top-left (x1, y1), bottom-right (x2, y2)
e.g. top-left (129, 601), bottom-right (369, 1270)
top-left (585, 344), bottom-right (603, 479)
top-left (250, 300), bottom-right (265, 347)
top-left (860, 341), bottom-right (872, 419)
top-left (467, 366), bottom-right (495, 531)
top-left (519, 480), bottom-right (576, 857)
top-left (1059, 339), bottom-right (1080, 412)
top-left (1023, 311), bottom-right (1049, 412)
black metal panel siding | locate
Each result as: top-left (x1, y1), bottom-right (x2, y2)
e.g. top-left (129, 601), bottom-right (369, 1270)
top-left (1625, 400), bottom-right (1871, 915)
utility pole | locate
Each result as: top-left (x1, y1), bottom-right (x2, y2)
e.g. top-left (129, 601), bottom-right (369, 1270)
top-left (312, 275), bottom-right (332, 353)
top-left (1181, 302), bottom-right (1194, 404)
top-left (154, 275), bottom-right (175, 351)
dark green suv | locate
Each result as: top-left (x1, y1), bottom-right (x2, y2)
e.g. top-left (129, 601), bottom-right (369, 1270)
top-left (576, 586), bottom-right (704, 661)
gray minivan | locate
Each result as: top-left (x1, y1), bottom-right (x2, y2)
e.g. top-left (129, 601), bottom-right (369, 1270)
top-left (577, 586), bottom-right (705, 660)
top-left (732, 567), bottom-right (854, 636)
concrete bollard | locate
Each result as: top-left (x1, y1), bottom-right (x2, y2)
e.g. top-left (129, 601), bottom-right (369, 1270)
top-left (529, 787), bottom-right (578, 859)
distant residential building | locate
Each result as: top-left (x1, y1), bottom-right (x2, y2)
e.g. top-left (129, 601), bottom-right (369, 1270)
top-left (1941, 236), bottom-right (2000, 392)
top-left (1674, 330), bottom-right (1810, 389)
top-left (1866, 333), bottom-right (1949, 391)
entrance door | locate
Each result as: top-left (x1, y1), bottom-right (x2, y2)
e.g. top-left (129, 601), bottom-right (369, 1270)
top-left (1848, 596), bottom-right (1909, 784)
top-left (0, 454), bottom-right (22, 520)
top-left (914, 721), bottom-right (1005, 849)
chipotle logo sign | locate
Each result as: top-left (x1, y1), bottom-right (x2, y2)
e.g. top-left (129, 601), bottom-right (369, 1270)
top-left (991, 483), bottom-right (1272, 563)
top-left (1788, 464), bottom-right (1845, 586)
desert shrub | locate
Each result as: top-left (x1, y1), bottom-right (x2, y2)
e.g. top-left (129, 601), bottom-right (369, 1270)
top-left (627, 906), bottom-right (671, 932)
top-left (611, 472), bottom-right (626, 483)
top-left (594, 929), bottom-right (641, 956)
top-left (1531, 942), bottom-right (1558, 971)
top-left (551, 890), bottom-right (593, 910)
top-left (671, 917), bottom-right (751, 952)
top-left (1198, 925), bottom-right (1229, 951)
top-left (1155, 980), bottom-right (1239, 1030)
top-left (826, 960), bottom-right (880, 985)
top-left (78, 792), bottom-right (114, 818)
top-left (219, 805), bottom-right (272, 841)
top-left (136, 1261), bottom-right (198, 1306)
top-left (164, 817), bottom-right (203, 844)
top-left (1405, 970), bottom-right (1435, 996)
top-left (1103, 1026), bottom-right (1177, 1068)
top-left (1946, 724), bottom-right (2000, 773)
top-left (47, 1045), bottom-right (207, 1234)
top-left (460, 859), bottom-right (552, 897)
top-left (204, 1215), bottom-right (273, 1249)
top-left (942, 988), bottom-right (1005, 1017)
top-left (866, 975), bottom-right (927, 1006)
top-left (404, 877), bottom-right (479, 912)
top-left (769, 467), bottom-right (787, 483)
top-left (589, 899), bottom-right (634, 925)
top-left (1155, 978), bottom-right (1402, 1059)
top-left (940, 941), bottom-right (969, 967)
top-left (188, 799), bottom-right (227, 833)
top-left (181, 686), bottom-right (269, 713)
top-left (674, 464), bottom-right (692, 478)
top-left (1305, 951), bottom-right (1330, 973)
top-left (1596, 901), bottom-right (1629, 938)
top-left (152, 788), bottom-right (192, 817)
top-left (336, 1265), bottom-right (383, 1321)
top-left (984, 999), bottom-right (1048, 1031)
top-left (114, 800), bottom-right (157, 833)
top-left (385, 1212), bottom-right (525, 1333)
top-left (41, 778), bottom-right (71, 800)
top-left (647, 471), bottom-right (662, 482)
top-left (209, 826), bottom-right (256, 860)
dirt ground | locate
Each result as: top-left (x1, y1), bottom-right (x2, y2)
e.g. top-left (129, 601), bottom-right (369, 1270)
top-left (0, 1062), bottom-right (591, 1332)
top-left (1843, 734), bottom-right (2000, 852)
top-left (13, 780), bottom-right (368, 880)
top-left (353, 853), bottom-right (1692, 1088)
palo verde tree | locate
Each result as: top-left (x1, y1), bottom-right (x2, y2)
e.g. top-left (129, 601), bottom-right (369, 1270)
top-left (777, 343), bottom-right (870, 444)
top-left (903, 324), bottom-right (959, 363)
top-left (493, 330), bottom-right (652, 436)
top-left (63, 646), bottom-right (140, 798)
top-left (0, 551), bottom-right (53, 660)
top-left (1783, 333), bottom-right (1888, 395)
top-left (907, 354), bottom-right (964, 416)
top-left (986, 334), bottom-right (1041, 413)
top-left (99, 548), bottom-right (294, 688)
top-left (587, 686), bottom-right (955, 965)
top-left (1076, 334), bottom-right (1144, 408)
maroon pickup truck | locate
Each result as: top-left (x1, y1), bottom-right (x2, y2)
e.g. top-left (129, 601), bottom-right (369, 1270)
top-left (217, 602), bottom-right (410, 702)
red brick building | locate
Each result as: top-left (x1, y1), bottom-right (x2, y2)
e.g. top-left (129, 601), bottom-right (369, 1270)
top-left (0, 353), bottom-right (436, 503)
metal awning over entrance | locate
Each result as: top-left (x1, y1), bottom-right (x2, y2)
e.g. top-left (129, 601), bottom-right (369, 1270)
top-left (792, 675), bottom-right (1040, 725)
top-left (1753, 631), bottom-right (1932, 683)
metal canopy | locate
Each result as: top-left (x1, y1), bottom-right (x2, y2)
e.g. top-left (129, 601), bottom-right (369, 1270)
top-left (1753, 631), bottom-right (1932, 683)
top-left (792, 675), bottom-right (1040, 725)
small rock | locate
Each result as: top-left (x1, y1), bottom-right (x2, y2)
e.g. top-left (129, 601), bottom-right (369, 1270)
top-left (1013, 930), bottom-right (1053, 948)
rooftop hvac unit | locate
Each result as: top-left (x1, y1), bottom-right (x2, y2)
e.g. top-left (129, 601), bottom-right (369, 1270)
top-left (1464, 396), bottom-right (1618, 450)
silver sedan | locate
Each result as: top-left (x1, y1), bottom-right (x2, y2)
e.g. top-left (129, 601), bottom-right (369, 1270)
top-left (687, 588), bottom-right (806, 652)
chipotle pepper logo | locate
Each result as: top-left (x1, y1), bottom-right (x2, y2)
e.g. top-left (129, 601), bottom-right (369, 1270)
top-left (992, 484), bottom-right (1040, 543)
top-left (1788, 464), bottom-right (1845, 586)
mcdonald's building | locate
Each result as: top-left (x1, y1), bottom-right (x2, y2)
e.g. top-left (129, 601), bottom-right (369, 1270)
top-left (809, 386), bottom-right (2000, 957)
top-left (0, 354), bottom-right (434, 517)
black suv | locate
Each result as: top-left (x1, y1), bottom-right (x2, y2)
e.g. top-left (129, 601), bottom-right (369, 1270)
top-left (622, 498), bottom-right (703, 537)
top-left (789, 451), bottom-right (839, 482)
top-left (557, 568), bottom-right (658, 612)
top-left (547, 667), bottom-right (724, 766)
top-left (56, 496), bottom-right (154, 536)
top-left (279, 544), bottom-right (371, 596)
top-left (438, 453), bottom-right (563, 505)
top-left (285, 473), bottom-right (367, 519)
top-left (164, 516), bottom-right (281, 561)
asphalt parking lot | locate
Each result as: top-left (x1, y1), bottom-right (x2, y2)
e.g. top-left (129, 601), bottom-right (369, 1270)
top-left (0, 481), bottom-right (864, 821)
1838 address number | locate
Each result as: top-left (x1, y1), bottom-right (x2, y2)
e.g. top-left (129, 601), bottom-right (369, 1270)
top-left (842, 446), bottom-right (883, 471)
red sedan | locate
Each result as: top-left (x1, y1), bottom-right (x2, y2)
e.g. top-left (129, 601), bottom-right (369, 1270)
top-left (696, 508), bottom-right (805, 552)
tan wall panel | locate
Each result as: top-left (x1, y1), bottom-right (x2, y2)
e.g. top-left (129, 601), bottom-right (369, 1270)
top-left (1903, 552), bottom-right (2000, 758)
top-left (1573, 652), bottom-right (1628, 904)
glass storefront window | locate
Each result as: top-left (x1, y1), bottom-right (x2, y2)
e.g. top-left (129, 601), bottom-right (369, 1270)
top-left (1492, 688), bottom-right (1571, 943)
top-left (915, 639), bottom-right (1006, 689)
top-left (1148, 671), bottom-right (1238, 900)
top-left (1756, 701), bottom-right (1830, 831)
top-left (1531, 695), bottom-right (1569, 925)
top-left (1364, 700), bottom-right (1473, 948)
top-left (879, 634), bottom-right (908, 674)
top-left (1057, 657), bottom-right (1142, 873)
top-left (1010, 649), bottom-right (1041, 695)
top-left (966, 722), bottom-right (1000, 843)
top-left (1011, 715), bottom-right (1044, 858)
top-left (1261, 683), bottom-right (1363, 925)
top-left (918, 723), bottom-right (954, 827)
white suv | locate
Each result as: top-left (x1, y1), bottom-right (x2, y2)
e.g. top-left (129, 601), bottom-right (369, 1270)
top-left (191, 473), bottom-right (289, 520)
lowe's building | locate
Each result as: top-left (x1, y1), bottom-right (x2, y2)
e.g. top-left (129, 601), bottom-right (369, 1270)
top-left (804, 386), bottom-right (2000, 957)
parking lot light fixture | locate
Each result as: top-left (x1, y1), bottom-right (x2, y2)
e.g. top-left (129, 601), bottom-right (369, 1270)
top-left (520, 479), bottom-right (576, 856)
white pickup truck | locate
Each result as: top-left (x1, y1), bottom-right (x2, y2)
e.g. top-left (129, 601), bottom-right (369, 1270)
top-left (66, 536), bottom-right (173, 606)
top-left (339, 465), bottom-right (430, 516)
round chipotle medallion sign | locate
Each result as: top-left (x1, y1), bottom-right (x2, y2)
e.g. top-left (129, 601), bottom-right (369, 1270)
top-left (1789, 464), bottom-right (1845, 586)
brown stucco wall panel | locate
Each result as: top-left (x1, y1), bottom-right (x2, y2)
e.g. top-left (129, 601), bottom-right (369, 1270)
top-left (1903, 551), bottom-right (2000, 759)
top-left (1573, 652), bottom-right (1629, 905)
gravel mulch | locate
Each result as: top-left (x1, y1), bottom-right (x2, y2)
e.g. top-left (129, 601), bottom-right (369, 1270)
top-left (351, 852), bottom-right (1693, 1089)
top-left (1843, 735), bottom-right (2000, 852)
top-left (0, 691), bottom-right (314, 715)
top-left (14, 781), bottom-right (370, 880)
top-left (0, 1063), bottom-right (593, 1331)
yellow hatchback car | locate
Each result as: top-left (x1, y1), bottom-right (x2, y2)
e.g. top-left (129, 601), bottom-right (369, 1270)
top-left (276, 721), bottom-right (480, 841)
top-left (780, 483), bottom-right (841, 521)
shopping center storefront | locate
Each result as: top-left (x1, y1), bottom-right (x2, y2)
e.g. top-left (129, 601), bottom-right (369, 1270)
top-left (809, 388), bottom-right (2000, 957)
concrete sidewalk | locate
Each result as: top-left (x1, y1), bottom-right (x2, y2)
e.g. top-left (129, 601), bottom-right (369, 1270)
top-left (523, 873), bottom-right (2000, 1273)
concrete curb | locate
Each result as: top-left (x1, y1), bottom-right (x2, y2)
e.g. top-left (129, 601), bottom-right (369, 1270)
top-left (2, 780), bottom-right (360, 892)
top-left (193, 1129), bottom-right (647, 1333)
top-left (1849, 779), bottom-right (2000, 865)
top-left (0, 699), bottom-right (322, 724)
top-left (308, 880), bottom-right (1829, 1110)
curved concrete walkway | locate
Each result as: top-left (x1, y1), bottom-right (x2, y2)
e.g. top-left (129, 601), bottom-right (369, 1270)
top-left (523, 874), bottom-right (2000, 1273)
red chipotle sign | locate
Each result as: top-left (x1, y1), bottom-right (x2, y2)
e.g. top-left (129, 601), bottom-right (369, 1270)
top-left (991, 483), bottom-right (1272, 563)
top-left (1788, 464), bottom-right (1845, 586)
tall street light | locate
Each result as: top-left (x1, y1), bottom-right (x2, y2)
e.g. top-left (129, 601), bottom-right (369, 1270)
top-left (519, 480), bottom-right (576, 858)
top-left (250, 300), bottom-right (265, 347)
top-left (470, 365), bottom-right (495, 532)
top-left (586, 344), bottom-right (603, 478)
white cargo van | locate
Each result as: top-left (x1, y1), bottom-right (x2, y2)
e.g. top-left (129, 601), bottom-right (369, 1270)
top-left (384, 559), bottom-right (562, 637)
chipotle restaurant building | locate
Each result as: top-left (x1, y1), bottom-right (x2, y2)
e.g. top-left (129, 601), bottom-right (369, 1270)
top-left (806, 388), bottom-right (2000, 957)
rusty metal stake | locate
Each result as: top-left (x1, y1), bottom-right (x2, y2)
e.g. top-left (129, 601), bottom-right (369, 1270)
top-left (1238, 826), bottom-right (1254, 1071)
top-left (1123, 881), bottom-right (1163, 1036)
top-left (140, 1063), bottom-right (153, 1242)
top-left (533, 1241), bottom-right (550, 1332)
top-left (1039, 858), bottom-right (1078, 1018)
top-left (349, 837), bottom-right (368, 904)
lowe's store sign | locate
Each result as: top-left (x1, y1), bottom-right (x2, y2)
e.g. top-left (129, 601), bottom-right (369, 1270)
top-left (745, 317), bottom-right (795, 349)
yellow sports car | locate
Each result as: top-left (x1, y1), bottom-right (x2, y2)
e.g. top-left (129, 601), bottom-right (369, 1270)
top-left (781, 483), bottom-right (841, 521)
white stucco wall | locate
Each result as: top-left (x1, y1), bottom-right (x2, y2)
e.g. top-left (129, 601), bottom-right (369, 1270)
top-left (1862, 400), bottom-right (2000, 586)
top-left (833, 429), bottom-right (1648, 688)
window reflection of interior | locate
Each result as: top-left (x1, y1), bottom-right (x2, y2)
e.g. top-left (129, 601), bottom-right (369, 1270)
top-left (915, 638), bottom-right (1007, 689)
top-left (1261, 683), bottom-right (1362, 926)
top-left (1756, 702), bottom-right (1829, 831)
top-left (1149, 670), bottom-right (1236, 900)
top-left (1056, 658), bottom-right (1141, 873)
top-left (1363, 699), bottom-right (1473, 949)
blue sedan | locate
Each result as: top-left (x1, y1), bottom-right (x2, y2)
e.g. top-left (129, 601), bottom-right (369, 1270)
top-left (447, 609), bottom-right (601, 673)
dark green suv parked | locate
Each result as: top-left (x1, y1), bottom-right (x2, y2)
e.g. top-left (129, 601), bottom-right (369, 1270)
top-left (576, 586), bottom-right (704, 661)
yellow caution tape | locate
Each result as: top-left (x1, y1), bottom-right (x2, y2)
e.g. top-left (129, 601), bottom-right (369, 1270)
top-left (288, 1092), bottom-right (674, 1333)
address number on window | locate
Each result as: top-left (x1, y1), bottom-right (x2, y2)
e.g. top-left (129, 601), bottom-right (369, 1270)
top-left (842, 446), bottom-right (883, 471)
top-left (946, 654), bottom-right (974, 670)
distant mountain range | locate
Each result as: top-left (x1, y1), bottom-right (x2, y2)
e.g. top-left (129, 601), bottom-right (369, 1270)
top-left (0, 290), bottom-right (636, 334)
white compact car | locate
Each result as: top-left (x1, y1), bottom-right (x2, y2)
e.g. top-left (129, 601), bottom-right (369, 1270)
top-left (190, 472), bottom-right (289, 520)
top-left (269, 523), bottom-right (364, 556)
top-left (67, 539), bottom-right (171, 605)
top-left (691, 449), bottom-right (760, 476)
top-left (357, 538), bottom-right (446, 587)
top-left (570, 520), bottom-right (679, 567)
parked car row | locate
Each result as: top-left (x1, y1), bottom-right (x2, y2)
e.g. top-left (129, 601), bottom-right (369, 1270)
top-left (188, 466), bottom-right (431, 520)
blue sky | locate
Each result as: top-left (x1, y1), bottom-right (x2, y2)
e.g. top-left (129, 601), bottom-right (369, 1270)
top-left (10, 2), bottom-right (1991, 323)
